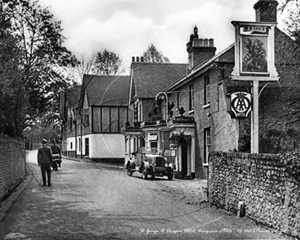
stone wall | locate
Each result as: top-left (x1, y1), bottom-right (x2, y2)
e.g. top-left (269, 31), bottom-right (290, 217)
top-left (0, 134), bottom-right (26, 202)
top-left (209, 151), bottom-right (300, 238)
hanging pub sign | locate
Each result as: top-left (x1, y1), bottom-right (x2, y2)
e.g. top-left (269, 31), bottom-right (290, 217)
top-left (227, 92), bottom-right (252, 118)
top-left (230, 21), bottom-right (279, 82)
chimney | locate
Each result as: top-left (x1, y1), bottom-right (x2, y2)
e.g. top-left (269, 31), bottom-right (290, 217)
top-left (186, 26), bottom-right (216, 70)
top-left (254, 0), bottom-right (278, 23)
top-left (136, 56), bottom-right (140, 62)
top-left (132, 56), bottom-right (135, 62)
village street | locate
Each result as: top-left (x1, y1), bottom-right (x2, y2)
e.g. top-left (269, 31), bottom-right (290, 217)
top-left (0, 151), bottom-right (289, 240)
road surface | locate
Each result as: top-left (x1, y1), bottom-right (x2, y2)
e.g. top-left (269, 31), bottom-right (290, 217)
top-left (0, 150), bottom-right (289, 239)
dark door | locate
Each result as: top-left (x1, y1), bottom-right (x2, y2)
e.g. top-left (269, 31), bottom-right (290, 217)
top-left (85, 138), bottom-right (89, 156)
top-left (181, 143), bottom-right (187, 175)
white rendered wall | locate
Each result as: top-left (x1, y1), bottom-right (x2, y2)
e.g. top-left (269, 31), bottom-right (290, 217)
top-left (89, 134), bottom-right (125, 159)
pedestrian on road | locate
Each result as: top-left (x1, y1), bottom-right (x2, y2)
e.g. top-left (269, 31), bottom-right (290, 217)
top-left (51, 140), bottom-right (61, 171)
top-left (37, 139), bottom-right (53, 187)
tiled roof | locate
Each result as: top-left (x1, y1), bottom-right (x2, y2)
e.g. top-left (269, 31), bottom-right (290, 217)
top-left (167, 44), bottom-right (234, 91)
top-left (82, 74), bottom-right (130, 106)
top-left (131, 62), bottom-right (188, 98)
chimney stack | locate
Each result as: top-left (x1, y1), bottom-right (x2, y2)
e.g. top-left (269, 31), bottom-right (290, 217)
top-left (186, 26), bottom-right (216, 70)
top-left (254, 0), bottom-right (278, 23)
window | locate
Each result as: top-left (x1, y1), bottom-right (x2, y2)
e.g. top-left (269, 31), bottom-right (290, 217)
top-left (150, 141), bottom-right (158, 148)
top-left (189, 84), bottom-right (194, 111)
top-left (204, 128), bottom-right (211, 164)
top-left (70, 142), bottom-right (73, 150)
top-left (204, 75), bottom-right (210, 105)
top-left (149, 133), bottom-right (158, 150)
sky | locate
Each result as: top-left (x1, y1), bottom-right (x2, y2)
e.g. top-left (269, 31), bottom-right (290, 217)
top-left (38, 0), bottom-right (286, 67)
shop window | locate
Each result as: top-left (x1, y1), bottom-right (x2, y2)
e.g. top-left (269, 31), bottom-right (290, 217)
top-left (150, 141), bottom-right (158, 149)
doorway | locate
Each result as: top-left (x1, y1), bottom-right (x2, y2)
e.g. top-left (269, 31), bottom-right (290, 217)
top-left (181, 143), bottom-right (187, 176)
top-left (85, 138), bottom-right (89, 156)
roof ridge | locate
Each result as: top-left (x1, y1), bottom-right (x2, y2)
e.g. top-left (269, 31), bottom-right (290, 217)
top-left (131, 62), bottom-right (187, 66)
top-left (83, 74), bottom-right (130, 77)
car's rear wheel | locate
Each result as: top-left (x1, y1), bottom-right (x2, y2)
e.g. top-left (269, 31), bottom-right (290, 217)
top-left (142, 168), bottom-right (148, 180)
top-left (127, 168), bottom-right (133, 176)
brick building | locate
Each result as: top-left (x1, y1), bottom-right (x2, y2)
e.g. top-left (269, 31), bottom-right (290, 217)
top-left (123, 0), bottom-right (300, 179)
top-left (123, 59), bottom-right (188, 167)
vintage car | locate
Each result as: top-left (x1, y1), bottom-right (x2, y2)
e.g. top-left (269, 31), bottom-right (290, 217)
top-left (126, 152), bottom-right (174, 180)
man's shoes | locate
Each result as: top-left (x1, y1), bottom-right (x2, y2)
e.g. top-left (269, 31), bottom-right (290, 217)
top-left (43, 183), bottom-right (46, 186)
top-left (48, 183), bottom-right (51, 187)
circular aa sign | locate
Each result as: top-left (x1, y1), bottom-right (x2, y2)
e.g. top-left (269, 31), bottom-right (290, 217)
top-left (230, 92), bottom-right (252, 118)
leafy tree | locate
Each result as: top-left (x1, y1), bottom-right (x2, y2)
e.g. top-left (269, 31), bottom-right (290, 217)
top-left (279, 0), bottom-right (300, 58)
top-left (92, 49), bottom-right (125, 75)
top-left (277, 0), bottom-right (300, 124)
top-left (142, 43), bottom-right (170, 63)
top-left (0, 6), bottom-right (26, 137)
top-left (1, 0), bottom-right (78, 137)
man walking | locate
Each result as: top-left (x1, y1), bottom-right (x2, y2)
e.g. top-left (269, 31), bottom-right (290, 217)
top-left (37, 139), bottom-right (53, 187)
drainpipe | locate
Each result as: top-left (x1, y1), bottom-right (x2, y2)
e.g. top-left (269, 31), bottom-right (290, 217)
top-left (81, 114), bottom-right (83, 159)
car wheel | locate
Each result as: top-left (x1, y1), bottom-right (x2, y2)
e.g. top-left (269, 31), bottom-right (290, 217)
top-left (127, 168), bottom-right (133, 176)
top-left (167, 168), bottom-right (173, 180)
top-left (142, 168), bottom-right (148, 180)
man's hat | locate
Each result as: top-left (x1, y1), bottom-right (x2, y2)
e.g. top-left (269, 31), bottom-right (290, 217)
top-left (42, 139), bottom-right (47, 144)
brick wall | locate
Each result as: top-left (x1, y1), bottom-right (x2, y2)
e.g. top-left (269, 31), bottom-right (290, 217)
top-left (0, 134), bottom-right (26, 202)
top-left (209, 151), bottom-right (300, 238)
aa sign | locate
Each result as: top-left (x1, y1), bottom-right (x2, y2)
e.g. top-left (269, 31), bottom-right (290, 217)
top-left (228, 92), bottom-right (252, 118)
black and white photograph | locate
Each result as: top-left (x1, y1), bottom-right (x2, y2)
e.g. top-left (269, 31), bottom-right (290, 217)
top-left (0, 0), bottom-right (299, 239)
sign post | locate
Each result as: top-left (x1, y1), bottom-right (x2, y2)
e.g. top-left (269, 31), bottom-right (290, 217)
top-left (231, 21), bottom-right (279, 153)
top-left (251, 80), bottom-right (259, 153)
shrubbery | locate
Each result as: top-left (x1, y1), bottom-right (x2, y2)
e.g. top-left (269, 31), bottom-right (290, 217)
top-left (260, 128), bottom-right (300, 154)
top-left (280, 150), bottom-right (300, 182)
